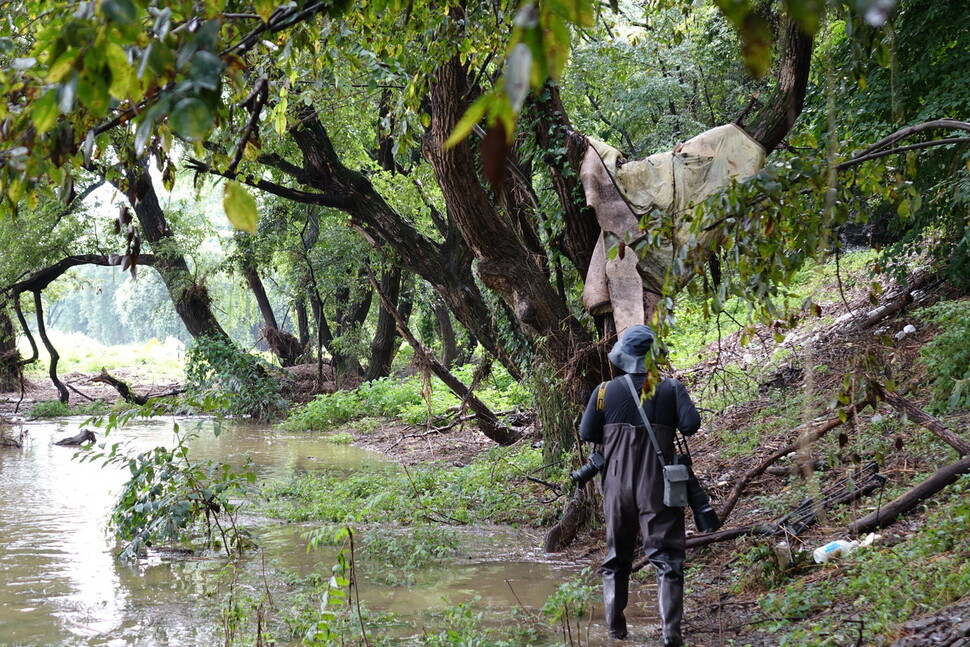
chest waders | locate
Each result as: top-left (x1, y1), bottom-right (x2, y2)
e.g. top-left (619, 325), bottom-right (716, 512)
top-left (599, 374), bottom-right (685, 646)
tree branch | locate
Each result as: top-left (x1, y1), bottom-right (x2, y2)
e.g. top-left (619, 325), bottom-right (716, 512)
top-left (185, 159), bottom-right (354, 208)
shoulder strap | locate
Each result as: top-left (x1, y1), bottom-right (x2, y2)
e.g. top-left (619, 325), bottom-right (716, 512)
top-left (622, 374), bottom-right (668, 467)
top-left (596, 381), bottom-right (608, 411)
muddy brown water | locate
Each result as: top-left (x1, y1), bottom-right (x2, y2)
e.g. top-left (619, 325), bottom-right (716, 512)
top-left (0, 417), bottom-right (657, 646)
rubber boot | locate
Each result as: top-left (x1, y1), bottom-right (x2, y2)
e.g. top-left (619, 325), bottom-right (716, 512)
top-left (602, 572), bottom-right (629, 639)
top-left (657, 570), bottom-right (684, 646)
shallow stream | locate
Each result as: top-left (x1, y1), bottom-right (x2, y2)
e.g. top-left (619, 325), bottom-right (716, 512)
top-left (0, 417), bottom-right (647, 646)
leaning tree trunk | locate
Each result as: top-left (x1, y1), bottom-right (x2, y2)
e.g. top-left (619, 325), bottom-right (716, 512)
top-left (424, 56), bottom-right (592, 370)
top-left (741, 16), bottom-right (815, 153)
top-left (239, 249), bottom-right (303, 367)
top-left (127, 165), bottom-right (228, 340)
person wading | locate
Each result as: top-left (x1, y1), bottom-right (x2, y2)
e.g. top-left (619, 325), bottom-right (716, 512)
top-left (578, 324), bottom-right (701, 645)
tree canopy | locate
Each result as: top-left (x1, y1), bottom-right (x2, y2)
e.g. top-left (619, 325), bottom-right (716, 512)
top-left (1, 0), bottom-right (968, 434)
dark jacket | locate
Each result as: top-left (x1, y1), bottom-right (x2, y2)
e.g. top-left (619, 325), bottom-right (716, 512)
top-left (579, 375), bottom-right (701, 444)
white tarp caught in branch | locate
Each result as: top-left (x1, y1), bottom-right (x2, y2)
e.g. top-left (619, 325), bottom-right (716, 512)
top-left (580, 123), bottom-right (766, 334)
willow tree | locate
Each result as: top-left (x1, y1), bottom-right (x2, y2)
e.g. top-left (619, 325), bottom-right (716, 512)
top-left (3, 0), bottom-right (891, 419)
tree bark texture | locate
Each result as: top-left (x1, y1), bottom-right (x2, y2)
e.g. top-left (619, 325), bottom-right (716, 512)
top-left (365, 266), bottom-right (407, 381)
top-left (743, 17), bottom-right (814, 153)
top-left (425, 57), bottom-right (591, 370)
top-left (0, 304), bottom-right (20, 391)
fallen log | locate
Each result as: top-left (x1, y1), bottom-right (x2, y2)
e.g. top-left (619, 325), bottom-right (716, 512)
top-left (718, 409), bottom-right (854, 523)
top-left (90, 369), bottom-right (149, 406)
top-left (848, 454), bottom-right (970, 535)
top-left (879, 388), bottom-right (970, 456)
top-left (53, 428), bottom-right (96, 446)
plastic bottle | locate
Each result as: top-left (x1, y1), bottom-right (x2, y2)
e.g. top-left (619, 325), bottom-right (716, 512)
top-left (813, 539), bottom-right (859, 563)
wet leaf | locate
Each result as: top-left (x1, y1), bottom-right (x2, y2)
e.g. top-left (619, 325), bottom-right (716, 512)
top-left (223, 180), bottom-right (258, 233)
top-left (31, 90), bottom-right (58, 134)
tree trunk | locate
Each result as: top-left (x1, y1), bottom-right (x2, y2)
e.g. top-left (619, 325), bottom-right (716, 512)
top-left (0, 304), bottom-right (21, 391)
top-left (742, 16), bottom-right (815, 152)
top-left (240, 251), bottom-right (303, 367)
top-left (128, 165), bottom-right (228, 340)
top-left (365, 266), bottom-right (408, 381)
top-left (33, 291), bottom-right (68, 403)
top-left (424, 57), bottom-right (591, 370)
top-left (295, 296), bottom-right (310, 349)
top-left (434, 299), bottom-right (458, 367)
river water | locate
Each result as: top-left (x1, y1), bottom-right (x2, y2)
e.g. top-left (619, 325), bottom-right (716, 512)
top-left (0, 417), bottom-right (616, 646)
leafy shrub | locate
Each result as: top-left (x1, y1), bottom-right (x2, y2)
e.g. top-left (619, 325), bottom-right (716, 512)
top-left (185, 335), bottom-right (288, 421)
top-left (916, 300), bottom-right (970, 412)
top-left (282, 363), bottom-right (532, 431)
top-left (30, 399), bottom-right (72, 418)
top-left (79, 420), bottom-right (256, 561)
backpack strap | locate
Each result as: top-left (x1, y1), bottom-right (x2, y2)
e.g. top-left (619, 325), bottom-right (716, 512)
top-left (596, 381), bottom-right (608, 411)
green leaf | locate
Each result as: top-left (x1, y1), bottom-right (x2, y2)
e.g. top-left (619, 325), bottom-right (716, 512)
top-left (785, 0), bottom-right (823, 35)
top-left (223, 181), bottom-right (258, 233)
top-left (105, 42), bottom-right (132, 98)
top-left (254, 0), bottom-right (275, 23)
top-left (170, 97), bottom-right (214, 141)
top-left (740, 12), bottom-right (773, 78)
top-left (445, 94), bottom-right (489, 149)
top-left (31, 91), bottom-right (59, 134)
top-left (101, 0), bottom-right (138, 24)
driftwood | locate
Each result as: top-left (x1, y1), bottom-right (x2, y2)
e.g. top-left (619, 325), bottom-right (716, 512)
top-left (53, 428), bottom-right (96, 446)
top-left (718, 409), bottom-right (854, 523)
top-left (879, 388), bottom-right (970, 456)
top-left (90, 369), bottom-right (149, 405)
top-left (848, 454), bottom-right (970, 535)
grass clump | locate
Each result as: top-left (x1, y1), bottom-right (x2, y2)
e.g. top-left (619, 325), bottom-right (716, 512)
top-left (29, 398), bottom-right (111, 418)
top-left (260, 445), bottom-right (560, 527)
top-left (282, 364), bottom-right (530, 432)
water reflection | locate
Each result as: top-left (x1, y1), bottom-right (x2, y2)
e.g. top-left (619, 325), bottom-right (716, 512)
top-left (0, 418), bottom-right (597, 646)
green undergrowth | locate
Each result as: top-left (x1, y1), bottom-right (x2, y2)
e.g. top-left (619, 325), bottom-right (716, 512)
top-left (281, 364), bottom-right (530, 432)
top-left (751, 474), bottom-right (970, 646)
top-left (259, 445), bottom-right (564, 527)
top-left (668, 249), bottom-right (878, 367)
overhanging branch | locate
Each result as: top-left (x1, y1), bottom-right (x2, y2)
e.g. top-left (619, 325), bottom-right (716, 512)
top-left (186, 159), bottom-right (354, 209)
